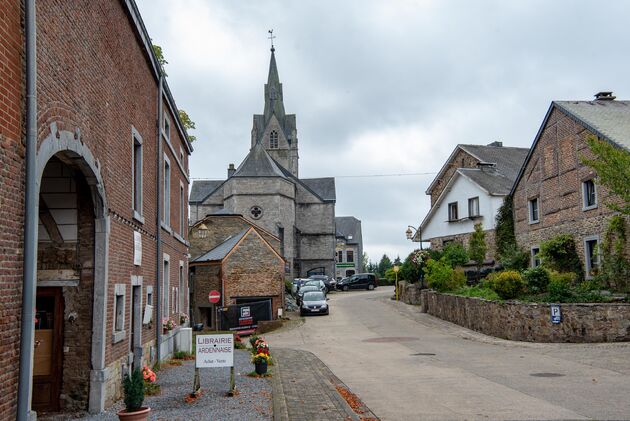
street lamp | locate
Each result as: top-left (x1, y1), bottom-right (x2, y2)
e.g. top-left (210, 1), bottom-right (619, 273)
top-left (405, 225), bottom-right (423, 250)
top-left (393, 265), bottom-right (400, 301)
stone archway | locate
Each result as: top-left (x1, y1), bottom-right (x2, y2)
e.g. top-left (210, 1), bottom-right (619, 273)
top-left (36, 123), bottom-right (109, 413)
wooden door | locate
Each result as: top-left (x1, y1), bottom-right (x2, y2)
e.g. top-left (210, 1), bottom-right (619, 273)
top-left (33, 287), bottom-right (64, 412)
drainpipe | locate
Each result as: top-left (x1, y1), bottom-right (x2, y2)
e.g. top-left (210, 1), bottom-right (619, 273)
top-left (17, 0), bottom-right (37, 420)
top-left (155, 76), bottom-right (163, 363)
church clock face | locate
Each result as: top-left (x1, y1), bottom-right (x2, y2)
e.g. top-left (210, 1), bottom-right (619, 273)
top-left (250, 206), bottom-right (263, 220)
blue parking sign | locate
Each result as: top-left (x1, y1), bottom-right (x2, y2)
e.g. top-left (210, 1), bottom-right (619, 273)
top-left (550, 305), bottom-right (561, 324)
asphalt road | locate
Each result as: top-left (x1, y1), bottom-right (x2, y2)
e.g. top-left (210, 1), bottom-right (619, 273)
top-left (266, 286), bottom-right (630, 421)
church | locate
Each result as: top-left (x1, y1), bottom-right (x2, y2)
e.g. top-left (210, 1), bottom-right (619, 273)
top-left (190, 46), bottom-right (338, 278)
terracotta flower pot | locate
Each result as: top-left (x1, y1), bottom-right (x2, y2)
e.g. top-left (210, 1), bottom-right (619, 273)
top-left (117, 406), bottom-right (150, 421)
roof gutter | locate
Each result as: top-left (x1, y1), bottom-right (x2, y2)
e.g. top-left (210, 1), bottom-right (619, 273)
top-left (155, 75), bottom-right (163, 363)
top-left (17, 0), bottom-right (38, 419)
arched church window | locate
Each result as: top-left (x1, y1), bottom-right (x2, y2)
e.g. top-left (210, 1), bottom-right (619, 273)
top-left (269, 131), bottom-right (279, 149)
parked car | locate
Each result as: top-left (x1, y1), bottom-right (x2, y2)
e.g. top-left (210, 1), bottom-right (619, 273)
top-left (308, 274), bottom-right (336, 292)
top-left (300, 291), bottom-right (329, 316)
top-left (303, 279), bottom-right (327, 294)
top-left (296, 285), bottom-right (320, 305)
top-left (337, 273), bottom-right (378, 291)
top-left (291, 278), bottom-right (310, 296)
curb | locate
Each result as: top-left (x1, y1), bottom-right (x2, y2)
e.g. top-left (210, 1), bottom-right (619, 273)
top-left (271, 361), bottom-right (289, 421)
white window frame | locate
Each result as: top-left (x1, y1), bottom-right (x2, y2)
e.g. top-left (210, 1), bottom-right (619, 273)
top-left (163, 154), bottom-right (171, 228)
top-left (337, 250), bottom-right (343, 263)
top-left (131, 127), bottom-right (144, 223)
top-left (346, 250), bottom-right (354, 263)
top-left (583, 235), bottom-right (600, 279)
top-left (448, 202), bottom-right (458, 222)
top-left (113, 284), bottom-right (126, 343)
top-left (163, 115), bottom-right (171, 145)
top-left (179, 261), bottom-right (185, 317)
top-left (528, 197), bottom-right (539, 224)
top-left (582, 179), bottom-right (597, 211)
top-left (144, 285), bottom-right (154, 325)
top-left (180, 182), bottom-right (185, 237)
top-left (530, 246), bottom-right (541, 267)
top-left (468, 196), bottom-right (480, 218)
top-left (163, 254), bottom-right (170, 317)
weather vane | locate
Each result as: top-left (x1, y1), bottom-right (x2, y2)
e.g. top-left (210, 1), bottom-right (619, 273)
top-left (268, 29), bottom-right (276, 51)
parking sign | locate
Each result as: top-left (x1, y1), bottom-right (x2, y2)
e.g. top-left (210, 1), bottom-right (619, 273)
top-left (550, 305), bottom-right (562, 324)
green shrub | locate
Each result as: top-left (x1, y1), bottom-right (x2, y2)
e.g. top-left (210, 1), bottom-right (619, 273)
top-left (451, 268), bottom-right (467, 290)
top-left (486, 270), bottom-right (525, 299)
top-left (384, 268), bottom-right (398, 284)
top-left (426, 259), bottom-right (454, 292)
top-left (454, 285), bottom-right (502, 301)
top-left (284, 279), bottom-right (293, 293)
top-left (547, 271), bottom-right (575, 302)
top-left (499, 245), bottom-right (529, 271)
top-left (523, 266), bottom-right (550, 293)
top-left (123, 368), bottom-right (145, 412)
top-left (442, 243), bottom-right (469, 268)
top-left (540, 234), bottom-right (584, 280)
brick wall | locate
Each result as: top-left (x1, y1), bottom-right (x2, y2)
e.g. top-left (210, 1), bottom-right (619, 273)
top-left (429, 148), bottom-right (479, 206)
top-left (0, 0), bottom-right (23, 418)
top-left (513, 107), bottom-right (629, 270)
top-left (190, 264), bottom-right (221, 326)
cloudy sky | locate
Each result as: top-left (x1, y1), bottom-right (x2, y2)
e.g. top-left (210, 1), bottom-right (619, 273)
top-left (136, 0), bottom-right (630, 263)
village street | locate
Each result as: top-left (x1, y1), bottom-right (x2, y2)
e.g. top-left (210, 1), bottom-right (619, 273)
top-left (266, 287), bottom-right (630, 421)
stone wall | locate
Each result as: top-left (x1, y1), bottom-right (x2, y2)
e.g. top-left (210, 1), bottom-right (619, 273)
top-left (397, 281), bottom-right (423, 305)
top-left (428, 228), bottom-right (498, 264)
top-left (421, 290), bottom-right (630, 343)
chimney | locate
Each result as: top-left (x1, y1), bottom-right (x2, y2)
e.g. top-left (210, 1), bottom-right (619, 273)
top-left (594, 91), bottom-right (615, 101)
top-left (227, 163), bottom-right (235, 178)
top-left (487, 141), bottom-right (502, 147)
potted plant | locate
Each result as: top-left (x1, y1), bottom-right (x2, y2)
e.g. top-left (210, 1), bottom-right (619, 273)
top-left (162, 317), bottom-right (176, 333)
top-left (117, 368), bottom-right (150, 420)
top-left (251, 352), bottom-right (271, 375)
top-left (179, 312), bottom-right (189, 325)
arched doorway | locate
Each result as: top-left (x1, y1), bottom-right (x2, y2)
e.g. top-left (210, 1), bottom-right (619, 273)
top-left (34, 127), bottom-right (109, 413)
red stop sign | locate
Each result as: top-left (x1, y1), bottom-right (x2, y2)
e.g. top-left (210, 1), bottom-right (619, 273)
top-left (208, 290), bottom-right (221, 304)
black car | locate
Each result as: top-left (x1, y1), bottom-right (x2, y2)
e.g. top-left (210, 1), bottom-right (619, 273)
top-left (308, 274), bottom-right (336, 292)
top-left (337, 273), bottom-right (378, 291)
top-left (296, 285), bottom-right (320, 306)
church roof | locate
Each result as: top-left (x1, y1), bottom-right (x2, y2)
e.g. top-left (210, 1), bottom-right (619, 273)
top-left (301, 178), bottom-right (336, 202)
top-left (232, 142), bottom-right (287, 178)
top-left (190, 180), bottom-right (223, 203)
top-left (191, 228), bottom-right (249, 263)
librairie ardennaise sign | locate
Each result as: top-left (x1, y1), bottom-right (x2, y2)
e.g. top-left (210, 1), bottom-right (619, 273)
top-left (195, 334), bottom-right (234, 368)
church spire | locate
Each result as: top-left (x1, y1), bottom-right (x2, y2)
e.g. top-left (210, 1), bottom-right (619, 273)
top-left (264, 32), bottom-right (285, 123)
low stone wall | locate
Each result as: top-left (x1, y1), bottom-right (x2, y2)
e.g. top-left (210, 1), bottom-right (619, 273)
top-left (421, 290), bottom-right (630, 343)
top-left (398, 281), bottom-right (423, 305)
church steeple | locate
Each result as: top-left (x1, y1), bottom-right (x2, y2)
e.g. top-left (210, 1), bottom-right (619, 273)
top-left (263, 47), bottom-right (286, 123)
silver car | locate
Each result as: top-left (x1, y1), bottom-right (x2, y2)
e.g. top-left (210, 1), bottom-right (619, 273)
top-left (300, 291), bottom-right (329, 316)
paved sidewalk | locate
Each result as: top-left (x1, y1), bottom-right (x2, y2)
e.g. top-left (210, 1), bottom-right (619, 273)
top-left (271, 348), bottom-right (376, 421)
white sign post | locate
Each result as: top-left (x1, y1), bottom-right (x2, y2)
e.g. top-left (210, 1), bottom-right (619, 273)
top-left (194, 334), bottom-right (236, 395)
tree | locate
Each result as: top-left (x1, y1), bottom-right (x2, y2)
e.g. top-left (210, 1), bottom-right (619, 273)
top-left (151, 43), bottom-right (168, 76)
top-left (582, 136), bottom-right (630, 215)
top-left (178, 109), bottom-right (197, 142)
top-left (495, 195), bottom-right (516, 258)
top-left (393, 256), bottom-right (402, 266)
top-left (377, 254), bottom-right (392, 277)
top-left (468, 223), bottom-right (487, 280)
top-left (442, 242), bottom-right (468, 268)
top-left (361, 252), bottom-right (369, 272)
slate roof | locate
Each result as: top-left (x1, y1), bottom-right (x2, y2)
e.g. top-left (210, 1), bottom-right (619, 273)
top-left (232, 142), bottom-right (287, 178)
top-left (554, 100), bottom-right (630, 150)
top-left (191, 228), bottom-right (249, 263)
top-left (190, 180), bottom-right (223, 203)
top-left (335, 216), bottom-right (362, 245)
top-left (458, 144), bottom-right (530, 182)
top-left (457, 168), bottom-right (515, 196)
top-left (301, 178), bottom-right (336, 202)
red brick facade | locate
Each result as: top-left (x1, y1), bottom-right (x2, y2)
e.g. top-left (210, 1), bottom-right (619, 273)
top-left (0, 0), bottom-right (24, 417)
top-left (513, 106), bottom-right (628, 272)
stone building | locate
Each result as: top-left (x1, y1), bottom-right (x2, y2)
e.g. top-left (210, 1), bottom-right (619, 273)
top-left (418, 142), bottom-right (528, 261)
top-left (335, 217), bottom-right (364, 279)
top-left (511, 92), bottom-right (630, 275)
top-left (0, 1), bottom-right (193, 417)
top-left (189, 215), bottom-right (284, 329)
top-left (190, 47), bottom-right (337, 278)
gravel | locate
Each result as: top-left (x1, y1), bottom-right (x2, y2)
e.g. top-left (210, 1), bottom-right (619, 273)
top-left (47, 350), bottom-right (272, 421)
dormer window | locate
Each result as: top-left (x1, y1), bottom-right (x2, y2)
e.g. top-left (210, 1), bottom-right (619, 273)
top-left (269, 131), bottom-right (279, 149)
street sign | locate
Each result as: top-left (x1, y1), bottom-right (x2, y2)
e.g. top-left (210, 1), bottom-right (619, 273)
top-left (195, 334), bottom-right (234, 368)
top-left (550, 304), bottom-right (562, 324)
top-left (208, 290), bottom-right (221, 304)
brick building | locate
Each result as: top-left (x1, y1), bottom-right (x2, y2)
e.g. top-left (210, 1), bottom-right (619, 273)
top-left (418, 142), bottom-right (528, 261)
top-left (189, 214), bottom-right (284, 329)
top-left (0, 1), bottom-right (193, 417)
top-left (512, 92), bottom-right (630, 275)
top-left (189, 46), bottom-right (340, 279)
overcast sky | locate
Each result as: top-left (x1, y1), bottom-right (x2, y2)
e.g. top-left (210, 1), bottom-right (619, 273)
top-left (136, 0), bottom-right (630, 263)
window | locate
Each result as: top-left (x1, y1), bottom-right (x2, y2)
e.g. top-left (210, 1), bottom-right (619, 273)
top-left (347, 250), bottom-right (354, 263)
top-left (529, 198), bottom-right (539, 223)
top-left (269, 130), bottom-right (279, 149)
top-left (132, 128), bottom-right (143, 219)
top-left (163, 155), bottom-right (171, 226)
top-left (468, 197), bottom-right (480, 218)
top-left (582, 179), bottom-right (597, 210)
top-left (113, 284), bottom-right (126, 343)
top-left (531, 247), bottom-right (541, 267)
top-left (180, 183), bottom-right (185, 236)
top-left (179, 263), bottom-right (185, 316)
top-left (448, 202), bottom-right (458, 222)
top-left (337, 250), bottom-right (343, 263)
top-left (163, 116), bottom-right (171, 144)
top-left (163, 256), bottom-right (170, 316)
top-left (584, 237), bottom-right (600, 278)
top-left (179, 146), bottom-right (184, 165)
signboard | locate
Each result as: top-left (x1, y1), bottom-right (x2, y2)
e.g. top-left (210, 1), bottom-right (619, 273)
top-left (133, 231), bottom-right (142, 266)
top-left (218, 300), bottom-right (272, 331)
top-left (195, 334), bottom-right (234, 368)
top-left (336, 263), bottom-right (355, 268)
top-left (208, 290), bottom-right (221, 304)
top-left (550, 304), bottom-right (562, 324)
